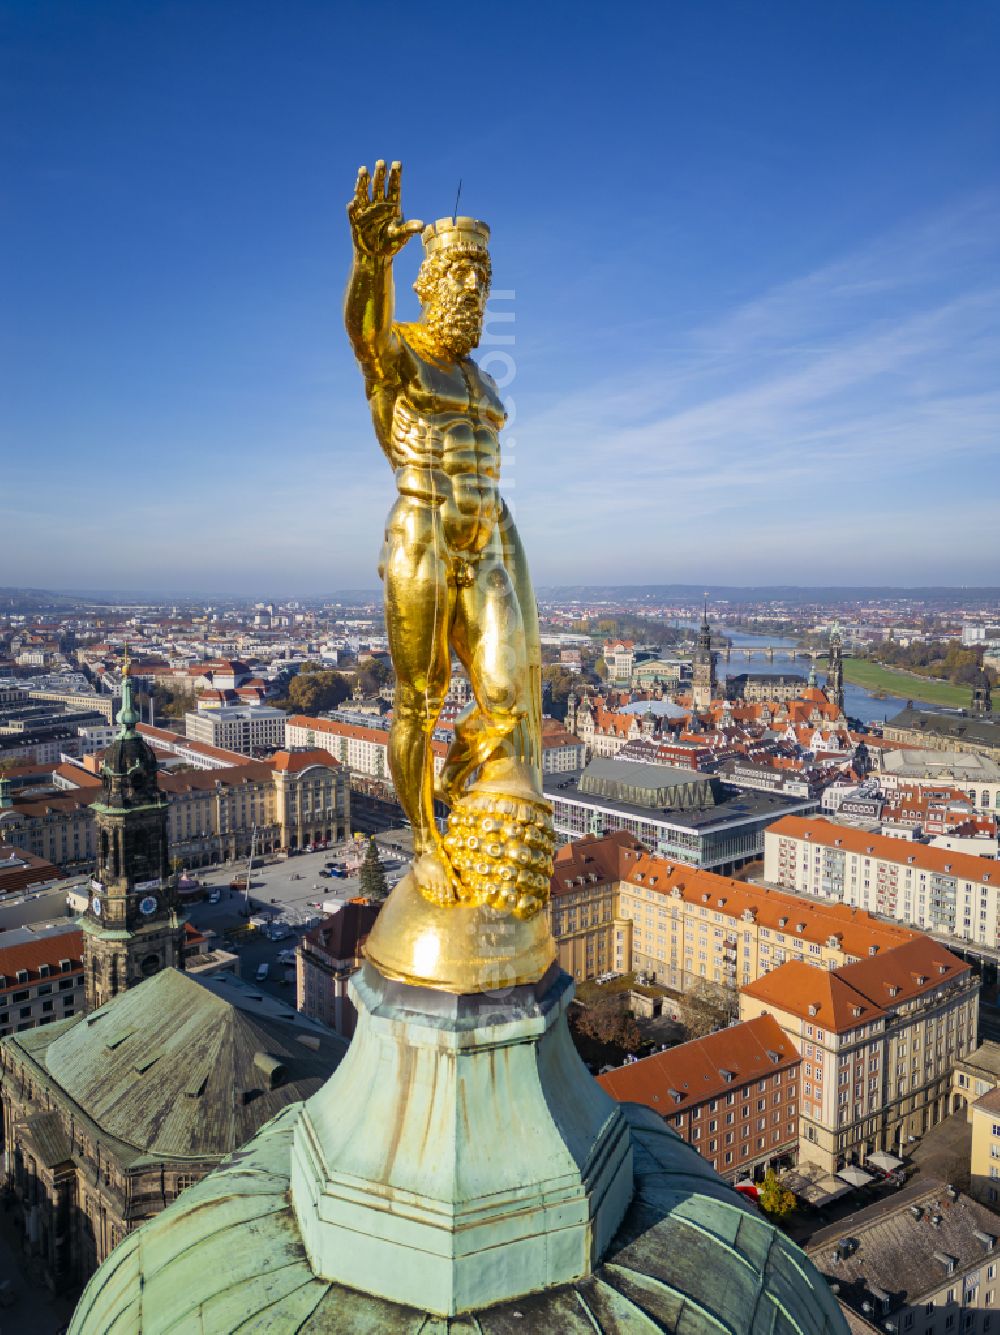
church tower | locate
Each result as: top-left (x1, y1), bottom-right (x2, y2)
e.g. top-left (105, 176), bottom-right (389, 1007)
top-left (83, 649), bottom-right (185, 1012)
top-left (826, 625), bottom-right (845, 714)
top-left (973, 665), bottom-right (992, 718)
top-left (691, 598), bottom-right (717, 713)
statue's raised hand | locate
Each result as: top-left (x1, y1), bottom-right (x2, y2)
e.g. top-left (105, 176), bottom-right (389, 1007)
top-left (348, 161), bottom-right (424, 259)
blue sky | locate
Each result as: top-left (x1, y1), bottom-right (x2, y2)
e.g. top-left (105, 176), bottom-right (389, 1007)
top-left (2, 1), bottom-right (998, 595)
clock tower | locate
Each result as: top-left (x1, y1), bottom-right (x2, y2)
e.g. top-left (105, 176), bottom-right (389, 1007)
top-left (691, 597), bottom-right (718, 713)
top-left (83, 648), bottom-right (185, 1012)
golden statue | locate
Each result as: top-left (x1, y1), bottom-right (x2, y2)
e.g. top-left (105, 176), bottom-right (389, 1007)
top-left (345, 161), bottom-right (555, 986)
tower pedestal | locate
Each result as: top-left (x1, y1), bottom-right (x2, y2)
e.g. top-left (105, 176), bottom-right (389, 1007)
top-left (289, 948), bottom-right (634, 1316)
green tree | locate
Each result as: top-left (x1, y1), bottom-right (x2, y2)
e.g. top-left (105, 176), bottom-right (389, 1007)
top-left (759, 1168), bottom-right (796, 1218)
top-left (287, 670), bottom-right (351, 715)
top-left (359, 837), bottom-right (389, 901)
top-left (358, 656), bottom-right (393, 696)
top-left (542, 665), bottom-right (581, 720)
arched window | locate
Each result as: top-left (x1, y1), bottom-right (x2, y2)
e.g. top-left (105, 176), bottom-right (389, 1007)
top-left (141, 953), bottom-right (160, 978)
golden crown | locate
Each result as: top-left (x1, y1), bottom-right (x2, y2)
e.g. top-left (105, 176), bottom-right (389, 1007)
top-left (421, 216), bottom-right (491, 257)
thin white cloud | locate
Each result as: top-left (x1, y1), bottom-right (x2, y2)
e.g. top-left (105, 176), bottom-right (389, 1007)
top-left (512, 198), bottom-right (1000, 584)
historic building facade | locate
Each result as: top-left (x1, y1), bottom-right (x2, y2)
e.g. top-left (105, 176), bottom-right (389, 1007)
top-left (0, 969), bottom-right (344, 1292)
top-left (598, 1013), bottom-right (801, 1182)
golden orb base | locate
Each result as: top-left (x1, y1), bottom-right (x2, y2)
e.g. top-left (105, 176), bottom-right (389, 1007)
top-left (364, 869), bottom-right (556, 993)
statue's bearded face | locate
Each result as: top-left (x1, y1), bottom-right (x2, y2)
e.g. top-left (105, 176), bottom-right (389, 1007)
top-left (417, 252), bottom-right (490, 358)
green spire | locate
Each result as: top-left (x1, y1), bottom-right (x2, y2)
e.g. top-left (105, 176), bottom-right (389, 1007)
top-left (0, 776), bottom-right (12, 810)
top-left (116, 643), bottom-right (139, 735)
top-left (808, 661), bottom-right (817, 688)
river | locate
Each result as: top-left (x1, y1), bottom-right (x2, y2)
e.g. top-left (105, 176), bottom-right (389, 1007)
top-left (673, 623), bottom-right (921, 726)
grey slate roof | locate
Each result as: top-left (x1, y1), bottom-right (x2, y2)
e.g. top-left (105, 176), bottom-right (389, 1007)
top-left (808, 1180), bottom-right (1000, 1311)
top-left (957, 1040), bottom-right (1000, 1082)
top-left (886, 708), bottom-right (1000, 750)
top-left (25, 1109), bottom-right (72, 1168)
top-left (69, 1101), bottom-right (847, 1335)
top-left (11, 967), bottom-right (346, 1162)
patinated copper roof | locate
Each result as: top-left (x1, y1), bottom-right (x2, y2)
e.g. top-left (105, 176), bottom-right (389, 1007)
top-left (70, 1102), bottom-right (846, 1334)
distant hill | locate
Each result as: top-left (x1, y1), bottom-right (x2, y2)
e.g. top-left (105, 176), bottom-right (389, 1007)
top-left (535, 585), bottom-right (1000, 607)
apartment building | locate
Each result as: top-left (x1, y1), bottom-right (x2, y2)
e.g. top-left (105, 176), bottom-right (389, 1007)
top-left (547, 831), bottom-right (918, 989)
top-left (184, 705), bottom-right (287, 756)
top-left (540, 718), bottom-right (587, 773)
top-left (603, 640), bottom-right (635, 684)
top-left (0, 925), bottom-right (85, 1037)
top-left (285, 713), bottom-right (448, 788)
top-left (970, 1087), bottom-right (1000, 1205)
top-left (296, 901), bottom-right (380, 1039)
top-left (765, 816), bottom-right (1000, 948)
top-left (597, 1013), bottom-right (800, 1181)
top-left (740, 937), bottom-right (977, 1172)
top-left (809, 1184), bottom-right (1000, 1335)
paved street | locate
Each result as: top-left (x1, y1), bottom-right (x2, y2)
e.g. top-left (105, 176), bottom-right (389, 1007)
top-left (183, 837), bottom-right (410, 1006)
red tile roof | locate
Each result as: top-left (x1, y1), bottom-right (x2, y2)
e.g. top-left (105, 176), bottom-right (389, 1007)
top-left (271, 750), bottom-right (341, 773)
top-left (0, 846), bottom-right (66, 894)
top-left (619, 850), bottom-right (918, 958)
top-left (768, 815), bottom-right (1000, 885)
top-left (0, 929), bottom-right (83, 994)
top-left (741, 961), bottom-right (885, 1034)
top-left (741, 936), bottom-right (970, 1033)
top-left (597, 1013), bottom-right (799, 1111)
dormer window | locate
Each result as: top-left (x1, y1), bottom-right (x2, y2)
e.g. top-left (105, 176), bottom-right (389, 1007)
top-left (38, 963), bottom-right (50, 977)
top-left (59, 959), bottom-right (72, 972)
top-left (15, 969), bottom-right (28, 984)
top-left (808, 1003), bottom-right (819, 1016)
top-left (869, 946), bottom-right (878, 956)
top-left (852, 1005), bottom-right (863, 1017)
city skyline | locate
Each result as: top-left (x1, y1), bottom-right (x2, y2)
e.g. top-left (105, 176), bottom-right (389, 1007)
top-left (3, 2), bottom-right (998, 593)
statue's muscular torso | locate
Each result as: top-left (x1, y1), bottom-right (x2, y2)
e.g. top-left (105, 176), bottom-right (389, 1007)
top-left (372, 326), bottom-right (507, 557)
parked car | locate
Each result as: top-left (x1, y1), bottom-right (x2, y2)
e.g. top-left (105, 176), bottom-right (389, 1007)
top-left (255, 963), bottom-right (269, 981)
top-left (208, 890), bottom-right (221, 904)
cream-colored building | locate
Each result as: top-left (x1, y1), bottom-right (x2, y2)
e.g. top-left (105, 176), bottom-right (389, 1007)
top-left (0, 750), bottom-right (349, 869)
top-left (547, 831), bottom-right (921, 990)
top-left (740, 937), bottom-right (978, 1173)
top-left (285, 714), bottom-right (446, 788)
top-left (765, 815), bottom-right (1000, 950)
top-left (952, 1041), bottom-right (1000, 1120)
top-left (970, 1085), bottom-right (1000, 1205)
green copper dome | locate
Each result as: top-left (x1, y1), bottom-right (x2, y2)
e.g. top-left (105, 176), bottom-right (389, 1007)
top-left (70, 1100), bottom-right (845, 1335)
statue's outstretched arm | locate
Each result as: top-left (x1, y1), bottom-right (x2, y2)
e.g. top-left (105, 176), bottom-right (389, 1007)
top-left (344, 160), bottom-right (423, 388)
